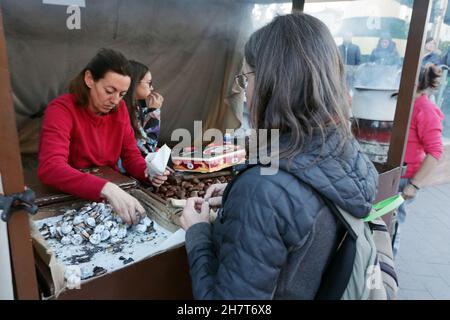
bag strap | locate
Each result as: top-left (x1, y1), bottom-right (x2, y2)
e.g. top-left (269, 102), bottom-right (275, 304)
top-left (363, 194), bottom-right (404, 222)
top-left (311, 191), bottom-right (358, 240)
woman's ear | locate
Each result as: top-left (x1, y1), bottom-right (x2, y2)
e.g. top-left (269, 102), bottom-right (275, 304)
top-left (84, 70), bottom-right (94, 89)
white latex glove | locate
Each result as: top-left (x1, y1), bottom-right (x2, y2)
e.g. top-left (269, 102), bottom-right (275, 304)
top-left (100, 182), bottom-right (145, 225)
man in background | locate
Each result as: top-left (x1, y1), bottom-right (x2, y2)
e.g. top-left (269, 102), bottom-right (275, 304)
top-left (339, 31), bottom-right (361, 89)
top-left (339, 31), bottom-right (361, 66)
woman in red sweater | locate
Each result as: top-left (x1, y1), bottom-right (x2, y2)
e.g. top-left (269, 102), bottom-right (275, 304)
top-left (38, 48), bottom-right (168, 225)
top-left (392, 63), bottom-right (444, 256)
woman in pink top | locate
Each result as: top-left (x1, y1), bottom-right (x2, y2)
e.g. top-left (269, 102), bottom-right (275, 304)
top-left (393, 63), bottom-right (444, 256)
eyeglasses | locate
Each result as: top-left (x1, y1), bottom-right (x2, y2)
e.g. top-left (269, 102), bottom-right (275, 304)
top-left (234, 71), bottom-right (255, 89)
top-left (139, 80), bottom-right (153, 88)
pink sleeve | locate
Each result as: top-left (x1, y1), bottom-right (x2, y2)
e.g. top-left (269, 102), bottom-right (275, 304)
top-left (119, 104), bottom-right (147, 182)
top-left (37, 101), bottom-right (108, 201)
top-left (416, 106), bottom-right (444, 160)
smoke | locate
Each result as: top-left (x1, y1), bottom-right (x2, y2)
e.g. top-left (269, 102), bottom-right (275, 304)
top-left (353, 63), bottom-right (401, 89)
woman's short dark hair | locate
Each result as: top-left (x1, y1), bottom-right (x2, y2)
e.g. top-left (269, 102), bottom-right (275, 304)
top-left (244, 13), bottom-right (351, 159)
top-left (418, 63), bottom-right (442, 92)
top-left (69, 48), bottom-right (131, 107)
top-left (123, 60), bottom-right (150, 139)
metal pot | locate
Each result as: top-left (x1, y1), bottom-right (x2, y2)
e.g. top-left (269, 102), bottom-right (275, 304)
top-left (351, 86), bottom-right (398, 122)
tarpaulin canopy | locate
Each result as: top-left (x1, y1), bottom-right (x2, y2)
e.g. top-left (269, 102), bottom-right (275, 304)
top-left (2, 0), bottom-right (281, 154)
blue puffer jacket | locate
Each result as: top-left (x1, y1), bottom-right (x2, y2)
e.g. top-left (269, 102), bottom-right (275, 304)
top-left (185, 130), bottom-right (378, 299)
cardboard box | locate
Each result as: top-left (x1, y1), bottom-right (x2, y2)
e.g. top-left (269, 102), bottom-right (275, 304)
top-left (172, 143), bottom-right (246, 173)
top-left (25, 167), bottom-right (192, 299)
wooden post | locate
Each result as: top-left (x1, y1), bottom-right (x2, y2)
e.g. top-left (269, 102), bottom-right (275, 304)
top-left (292, 0), bottom-right (305, 12)
top-left (0, 7), bottom-right (39, 299)
top-left (387, 0), bottom-right (432, 168)
top-left (0, 174), bottom-right (14, 300)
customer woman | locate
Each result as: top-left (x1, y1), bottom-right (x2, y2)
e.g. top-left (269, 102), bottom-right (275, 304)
top-left (180, 13), bottom-right (378, 299)
top-left (123, 60), bottom-right (164, 156)
top-left (392, 63), bottom-right (444, 256)
top-left (38, 48), bottom-right (168, 225)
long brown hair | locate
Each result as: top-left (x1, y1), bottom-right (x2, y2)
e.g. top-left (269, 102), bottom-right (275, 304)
top-left (69, 48), bottom-right (131, 107)
top-left (244, 13), bottom-right (351, 159)
top-left (123, 60), bottom-right (150, 139)
top-left (418, 63), bottom-right (442, 92)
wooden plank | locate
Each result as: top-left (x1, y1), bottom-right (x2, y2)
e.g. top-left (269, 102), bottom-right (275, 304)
top-left (292, 0), bottom-right (305, 12)
top-left (54, 246), bottom-right (192, 299)
top-left (0, 7), bottom-right (39, 299)
top-left (387, 0), bottom-right (431, 168)
top-left (375, 167), bottom-right (403, 231)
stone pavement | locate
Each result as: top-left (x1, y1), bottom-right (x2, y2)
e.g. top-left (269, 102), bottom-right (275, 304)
top-left (396, 183), bottom-right (450, 300)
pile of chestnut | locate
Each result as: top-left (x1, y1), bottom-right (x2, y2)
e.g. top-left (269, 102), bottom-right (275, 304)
top-left (154, 172), bottom-right (234, 200)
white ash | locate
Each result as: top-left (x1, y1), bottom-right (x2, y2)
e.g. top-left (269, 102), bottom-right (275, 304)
top-left (35, 202), bottom-right (171, 281)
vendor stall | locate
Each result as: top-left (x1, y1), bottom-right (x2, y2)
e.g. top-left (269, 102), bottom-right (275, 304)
top-left (0, 0), bottom-right (431, 299)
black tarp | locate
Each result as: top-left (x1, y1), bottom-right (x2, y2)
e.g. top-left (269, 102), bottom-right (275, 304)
top-left (2, 0), bottom-right (287, 153)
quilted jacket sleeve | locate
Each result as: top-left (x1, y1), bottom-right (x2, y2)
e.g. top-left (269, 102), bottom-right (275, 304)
top-left (185, 180), bottom-right (290, 299)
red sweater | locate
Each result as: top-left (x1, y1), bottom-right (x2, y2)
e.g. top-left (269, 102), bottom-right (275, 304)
top-left (38, 94), bottom-right (147, 201)
top-left (403, 94), bottom-right (444, 178)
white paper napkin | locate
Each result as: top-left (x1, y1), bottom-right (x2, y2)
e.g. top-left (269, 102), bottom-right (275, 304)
top-left (145, 144), bottom-right (171, 178)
